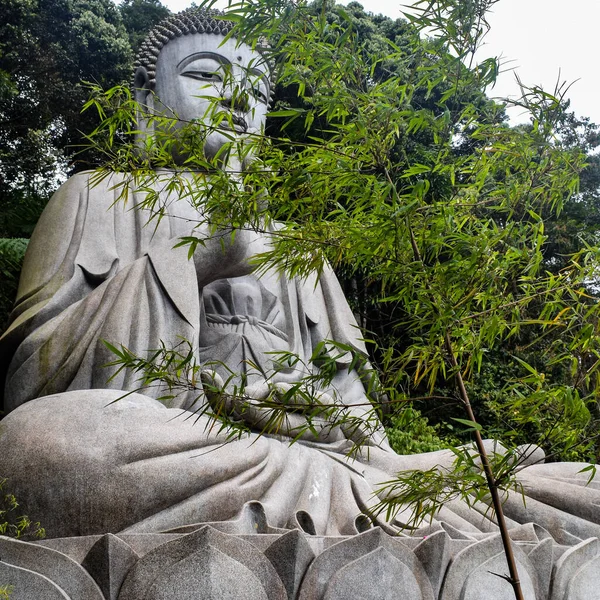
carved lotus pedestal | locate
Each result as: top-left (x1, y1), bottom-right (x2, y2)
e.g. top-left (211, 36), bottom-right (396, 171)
top-left (2, 519), bottom-right (599, 599)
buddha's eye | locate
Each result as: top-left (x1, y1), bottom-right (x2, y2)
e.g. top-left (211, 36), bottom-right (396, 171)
top-left (181, 70), bottom-right (223, 82)
top-left (180, 57), bottom-right (224, 82)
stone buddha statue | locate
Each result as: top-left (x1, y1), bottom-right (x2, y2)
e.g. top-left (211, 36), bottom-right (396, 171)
top-left (1, 9), bottom-right (599, 545)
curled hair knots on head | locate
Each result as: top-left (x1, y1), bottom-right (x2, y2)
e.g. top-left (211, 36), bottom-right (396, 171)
top-left (134, 7), bottom-right (264, 90)
top-left (133, 7), bottom-right (275, 105)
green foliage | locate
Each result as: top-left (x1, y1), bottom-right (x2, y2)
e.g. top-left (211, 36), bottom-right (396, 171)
top-left (223, 0), bottom-right (595, 442)
top-left (0, 478), bottom-right (45, 540)
top-left (0, 0), bottom-right (136, 260)
top-left (0, 185), bottom-right (45, 328)
top-left (0, 239), bottom-right (28, 274)
top-left (0, 0), bottom-right (133, 182)
top-left (101, 338), bottom-right (387, 450)
top-left (0, 585), bottom-right (13, 599)
top-left (474, 354), bottom-right (599, 463)
top-left (386, 406), bottom-right (452, 454)
top-left (0, 238), bottom-right (28, 328)
top-left (83, 0), bottom-right (600, 468)
top-left (372, 444), bottom-right (523, 529)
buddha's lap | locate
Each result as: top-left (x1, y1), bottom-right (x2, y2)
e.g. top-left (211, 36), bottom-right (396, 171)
top-left (0, 389), bottom-right (380, 536)
top-left (3, 389), bottom-right (600, 542)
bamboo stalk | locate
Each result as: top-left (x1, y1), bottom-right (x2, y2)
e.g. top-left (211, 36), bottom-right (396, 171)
top-left (405, 215), bottom-right (524, 600)
top-left (444, 332), bottom-right (524, 600)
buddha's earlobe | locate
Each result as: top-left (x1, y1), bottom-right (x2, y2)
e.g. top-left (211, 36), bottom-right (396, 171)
top-left (133, 66), bottom-right (155, 153)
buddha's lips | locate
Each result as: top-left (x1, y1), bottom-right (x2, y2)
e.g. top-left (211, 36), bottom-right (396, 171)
top-left (219, 115), bottom-right (248, 133)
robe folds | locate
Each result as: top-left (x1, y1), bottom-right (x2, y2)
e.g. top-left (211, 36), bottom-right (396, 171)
top-left (0, 171), bottom-right (371, 413)
top-left (0, 171), bottom-right (392, 537)
top-left (1, 171), bottom-right (600, 542)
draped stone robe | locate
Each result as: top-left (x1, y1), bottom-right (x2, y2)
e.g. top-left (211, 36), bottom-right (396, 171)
top-left (0, 171), bottom-right (372, 412)
top-left (1, 171), bottom-right (600, 543)
top-left (0, 171), bottom-right (393, 536)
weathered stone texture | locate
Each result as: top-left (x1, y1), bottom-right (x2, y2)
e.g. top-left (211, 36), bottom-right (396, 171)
top-left (3, 523), bottom-right (600, 599)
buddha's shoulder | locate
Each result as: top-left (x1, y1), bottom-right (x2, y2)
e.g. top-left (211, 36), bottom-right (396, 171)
top-left (55, 170), bottom-right (130, 193)
top-left (27, 171), bottom-right (132, 258)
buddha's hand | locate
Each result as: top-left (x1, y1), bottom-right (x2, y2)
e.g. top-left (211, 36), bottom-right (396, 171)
top-left (193, 222), bottom-right (272, 287)
top-left (201, 372), bottom-right (349, 444)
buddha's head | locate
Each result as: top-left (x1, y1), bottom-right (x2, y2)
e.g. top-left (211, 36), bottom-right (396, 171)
top-left (133, 9), bottom-right (271, 165)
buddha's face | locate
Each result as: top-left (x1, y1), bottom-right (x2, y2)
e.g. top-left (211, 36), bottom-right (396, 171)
top-left (150, 33), bottom-right (270, 164)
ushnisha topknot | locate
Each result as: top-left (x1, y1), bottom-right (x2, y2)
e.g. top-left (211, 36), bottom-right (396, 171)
top-left (134, 7), bottom-right (270, 90)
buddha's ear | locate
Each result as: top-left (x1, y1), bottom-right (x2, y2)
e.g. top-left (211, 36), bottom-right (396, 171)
top-left (133, 66), bottom-right (154, 154)
top-left (133, 66), bottom-right (153, 109)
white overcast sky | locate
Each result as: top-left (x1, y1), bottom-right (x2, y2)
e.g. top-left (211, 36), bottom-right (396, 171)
top-left (156, 0), bottom-right (600, 125)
